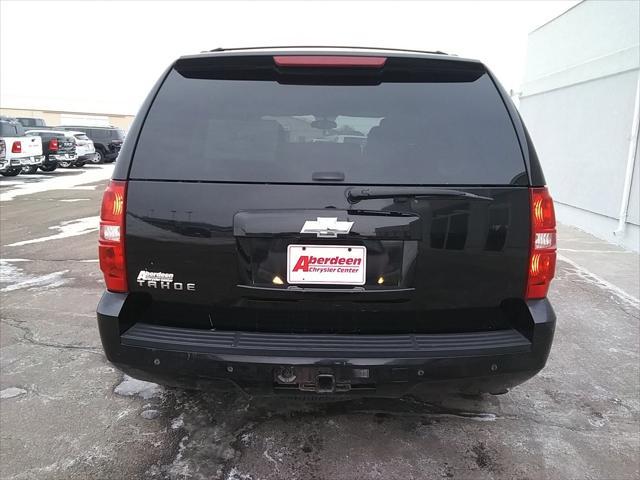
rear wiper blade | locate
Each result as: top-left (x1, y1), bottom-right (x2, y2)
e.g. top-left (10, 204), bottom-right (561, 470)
top-left (346, 187), bottom-right (493, 203)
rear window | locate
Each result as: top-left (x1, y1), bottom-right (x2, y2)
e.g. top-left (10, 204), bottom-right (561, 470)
top-left (0, 121), bottom-right (24, 137)
top-left (131, 57), bottom-right (526, 185)
top-left (75, 134), bottom-right (90, 140)
top-left (17, 118), bottom-right (44, 127)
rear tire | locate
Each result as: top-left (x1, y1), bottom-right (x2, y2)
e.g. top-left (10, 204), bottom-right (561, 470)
top-left (58, 160), bottom-right (72, 168)
top-left (1, 167), bottom-right (22, 177)
top-left (21, 165), bottom-right (37, 174)
top-left (39, 163), bottom-right (57, 172)
top-left (93, 149), bottom-right (104, 163)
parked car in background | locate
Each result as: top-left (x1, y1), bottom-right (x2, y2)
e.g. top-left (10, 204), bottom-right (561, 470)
top-left (15, 117), bottom-right (47, 129)
top-left (0, 117), bottom-right (44, 176)
top-left (65, 130), bottom-right (96, 164)
top-left (0, 139), bottom-right (6, 175)
top-left (24, 129), bottom-right (77, 172)
top-left (59, 126), bottom-right (124, 163)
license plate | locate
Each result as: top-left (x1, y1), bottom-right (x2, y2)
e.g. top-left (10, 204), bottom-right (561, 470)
top-left (287, 245), bottom-right (366, 285)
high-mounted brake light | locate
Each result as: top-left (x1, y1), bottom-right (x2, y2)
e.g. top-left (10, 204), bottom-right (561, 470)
top-left (99, 180), bottom-right (127, 292)
top-left (49, 138), bottom-right (59, 152)
top-left (11, 141), bottom-right (21, 153)
top-left (273, 55), bottom-right (387, 68)
top-left (526, 187), bottom-right (556, 299)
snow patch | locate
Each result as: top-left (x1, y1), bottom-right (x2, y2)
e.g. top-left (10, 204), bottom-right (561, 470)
top-left (0, 164), bottom-right (114, 201)
top-left (59, 198), bottom-right (90, 203)
top-left (262, 437), bottom-right (281, 472)
top-left (171, 413), bottom-right (185, 430)
top-left (558, 254), bottom-right (640, 308)
top-left (559, 248), bottom-right (633, 254)
top-left (226, 467), bottom-right (254, 480)
top-left (0, 387), bottom-right (27, 399)
top-left (167, 435), bottom-right (191, 479)
top-left (240, 432), bottom-right (253, 446)
top-left (0, 260), bottom-right (69, 292)
top-left (456, 412), bottom-right (497, 422)
top-left (114, 375), bottom-right (163, 400)
top-left (116, 409), bottom-right (132, 421)
top-left (8, 216), bottom-right (99, 246)
top-left (141, 409), bottom-right (161, 420)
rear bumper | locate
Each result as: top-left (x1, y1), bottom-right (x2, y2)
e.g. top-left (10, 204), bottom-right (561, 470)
top-left (50, 153), bottom-right (77, 162)
top-left (19, 155), bottom-right (45, 166)
top-left (0, 160), bottom-right (16, 171)
top-left (97, 293), bottom-right (555, 396)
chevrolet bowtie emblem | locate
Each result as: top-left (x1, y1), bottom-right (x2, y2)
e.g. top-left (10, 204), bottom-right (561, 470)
top-left (300, 217), bottom-right (354, 238)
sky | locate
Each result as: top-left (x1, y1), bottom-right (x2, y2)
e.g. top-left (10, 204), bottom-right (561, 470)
top-left (0, 0), bottom-right (578, 116)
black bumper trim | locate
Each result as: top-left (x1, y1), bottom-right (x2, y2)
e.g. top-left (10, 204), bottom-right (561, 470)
top-left (97, 292), bottom-right (555, 394)
top-left (121, 322), bottom-right (531, 358)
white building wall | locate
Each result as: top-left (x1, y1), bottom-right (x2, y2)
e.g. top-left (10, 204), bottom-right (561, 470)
top-left (519, 0), bottom-right (640, 252)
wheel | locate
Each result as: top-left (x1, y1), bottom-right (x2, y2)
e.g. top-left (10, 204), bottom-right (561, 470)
top-left (39, 163), bottom-right (57, 172)
top-left (21, 165), bottom-right (37, 174)
top-left (1, 167), bottom-right (22, 177)
top-left (93, 149), bottom-right (104, 163)
top-left (58, 160), bottom-right (72, 168)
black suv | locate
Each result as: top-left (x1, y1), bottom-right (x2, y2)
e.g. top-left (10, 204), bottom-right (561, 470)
top-left (97, 48), bottom-right (557, 397)
top-left (59, 126), bottom-right (124, 163)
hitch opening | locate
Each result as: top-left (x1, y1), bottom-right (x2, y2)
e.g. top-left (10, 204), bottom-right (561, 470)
top-left (316, 374), bottom-right (336, 393)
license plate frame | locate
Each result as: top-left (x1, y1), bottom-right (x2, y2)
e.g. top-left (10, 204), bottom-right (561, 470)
top-left (287, 244), bottom-right (366, 285)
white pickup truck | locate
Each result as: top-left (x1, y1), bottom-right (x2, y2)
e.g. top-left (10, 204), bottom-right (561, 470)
top-left (0, 117), bottom-right (44, 176)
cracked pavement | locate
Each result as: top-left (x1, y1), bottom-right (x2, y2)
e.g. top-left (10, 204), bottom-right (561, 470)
top-left (1, 167), bottom-right (639, 479)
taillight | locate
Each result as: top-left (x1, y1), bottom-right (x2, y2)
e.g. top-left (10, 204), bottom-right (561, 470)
top-left (526, 187), bottom-right (556, 299)
top-left (49, 138), bottom-right (59, 151)
top-left (273, 55), bottom-right (387, 68)
top-left (11, 141), bottom-right (21, 153)
top-left (99, 180), bottom-right (127, 292)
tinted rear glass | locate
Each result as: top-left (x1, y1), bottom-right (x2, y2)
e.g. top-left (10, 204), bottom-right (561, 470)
top-left (17, 118), bottom-right (44, 127)
top-left (131, 60), bottom-right (526, 185)
top-left (0, 121), bottom-right (25, 136)
top-left (86, 129), bottom-right (103, 139)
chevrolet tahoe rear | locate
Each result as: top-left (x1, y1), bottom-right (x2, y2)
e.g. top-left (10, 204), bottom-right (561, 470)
top-left (96, 47), bottom-right (557, 397)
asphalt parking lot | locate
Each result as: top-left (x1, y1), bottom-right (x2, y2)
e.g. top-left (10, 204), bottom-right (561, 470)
top-left (0, 166), bottom-right (638, 480)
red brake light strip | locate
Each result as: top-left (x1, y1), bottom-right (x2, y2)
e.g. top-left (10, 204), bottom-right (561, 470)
top-left (273, 55), bottom-right (386, 68)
